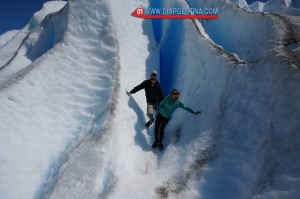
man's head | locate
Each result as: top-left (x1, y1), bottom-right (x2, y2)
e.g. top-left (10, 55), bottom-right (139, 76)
top-left (150, 70), bottom-right (157, 81)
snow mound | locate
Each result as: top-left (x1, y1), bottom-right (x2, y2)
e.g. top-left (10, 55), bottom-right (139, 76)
top-left (0, 0), bottom-right (118, 198)
top-left (0, 30), bottom-right (19, 48)
top-left (0, 1), bottom-right (67, 81)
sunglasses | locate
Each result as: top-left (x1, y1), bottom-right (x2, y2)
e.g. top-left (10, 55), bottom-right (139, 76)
top-left (172, 92), bottom-right (179, 95)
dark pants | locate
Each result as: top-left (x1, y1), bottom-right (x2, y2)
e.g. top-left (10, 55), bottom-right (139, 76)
top-left (154, 113), bottom-right (170, 144)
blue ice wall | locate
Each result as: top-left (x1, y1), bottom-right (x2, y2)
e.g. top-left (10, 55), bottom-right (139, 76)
top-left (159, 19), bottom-right (185, 95)
top-left (149, 0), bottom-right (186, 95)
top-left (149, 0), bottom-right (163, 43)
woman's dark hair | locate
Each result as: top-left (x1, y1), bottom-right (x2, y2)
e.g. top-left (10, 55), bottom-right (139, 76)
top-left (171, 88), bottom-right (180, 95)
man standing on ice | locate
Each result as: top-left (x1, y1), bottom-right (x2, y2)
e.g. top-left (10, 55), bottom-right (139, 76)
top-left (153, 88), bottom-right (201, 150)
top-left (127, 70), bottom-right (164, 127)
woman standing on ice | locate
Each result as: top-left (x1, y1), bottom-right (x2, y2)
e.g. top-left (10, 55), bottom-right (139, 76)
top-left (153, 88), bottom-right (201, 150)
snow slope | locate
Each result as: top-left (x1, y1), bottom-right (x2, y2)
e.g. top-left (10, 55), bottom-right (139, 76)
top-left (0, 0), bottom-right (299, 199)
top-left (0, 0), bottom-right (118, 198)
top-left (0, 30), bottom-right (19, 48)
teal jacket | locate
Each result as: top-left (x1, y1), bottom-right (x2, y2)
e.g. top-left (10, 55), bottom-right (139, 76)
top-left (157, 95), bottom-right (194, 119)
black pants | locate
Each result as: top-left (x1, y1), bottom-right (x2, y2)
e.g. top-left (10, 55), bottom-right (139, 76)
top-left (154, 113), bottom-right (170, 144)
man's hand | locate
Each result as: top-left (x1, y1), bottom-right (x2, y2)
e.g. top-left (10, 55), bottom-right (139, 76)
top-left (192, 111), bottom-right (201, 115)
top-left (126, 91), bottom-right (131, 96)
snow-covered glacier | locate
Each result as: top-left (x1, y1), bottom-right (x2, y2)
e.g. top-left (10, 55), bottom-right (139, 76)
top-left (0, 0), bottom-right (299, 199)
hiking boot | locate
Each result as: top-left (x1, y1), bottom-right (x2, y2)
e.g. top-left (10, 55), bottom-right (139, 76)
top-left (158, 143), bottom-right (164, 151)
top-left (145, 121), bottom-right (153, 128)
top-left (152, 141), bottom-right (158, 148)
